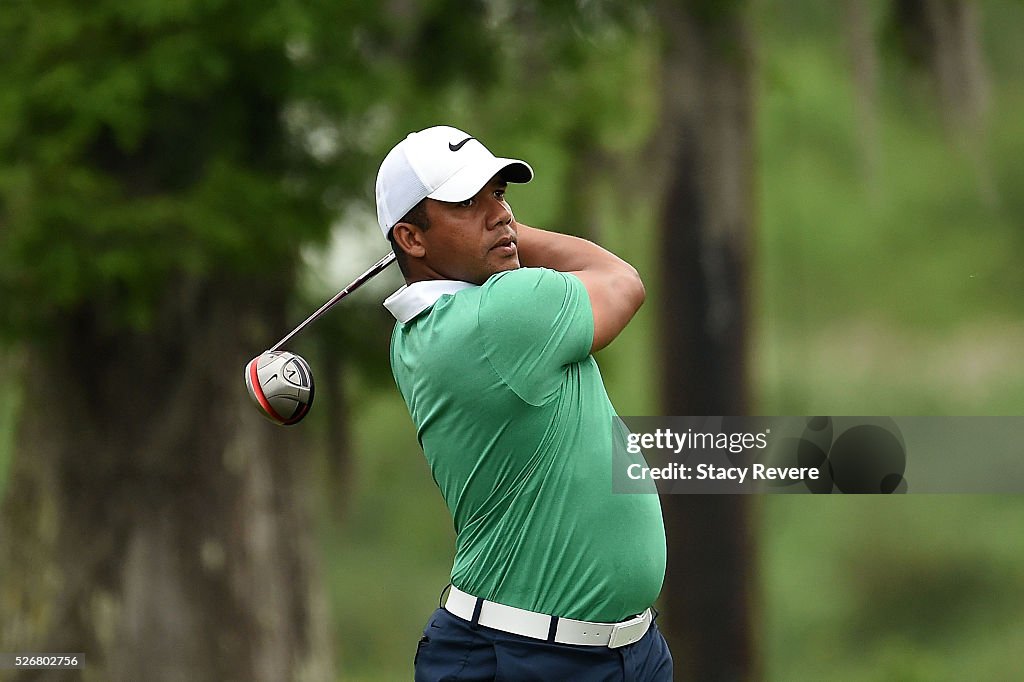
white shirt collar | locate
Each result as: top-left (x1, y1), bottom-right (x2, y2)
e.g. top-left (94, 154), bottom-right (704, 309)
top-left (383, 279), bottom-right (476, 323)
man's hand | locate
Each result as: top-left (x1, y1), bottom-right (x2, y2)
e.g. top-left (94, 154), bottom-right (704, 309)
top-left (514, 223), bottom-right (645, 353)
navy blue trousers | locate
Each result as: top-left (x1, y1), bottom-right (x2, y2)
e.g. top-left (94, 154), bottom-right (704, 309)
top-left (413, 608), bottom-right (673, 682)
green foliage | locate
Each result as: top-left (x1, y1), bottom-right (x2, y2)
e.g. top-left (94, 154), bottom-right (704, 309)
top-left (754, 1), bottom-right (1024, 676)
top-left (0, 0), bottom-right (317, 335)
top-left (762, 496), bottom-right (1024, 682)
top-left (0, 0), bottom-right (555, 339)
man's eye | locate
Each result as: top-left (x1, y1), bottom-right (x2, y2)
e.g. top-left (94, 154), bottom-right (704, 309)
top-left (458, 198), bottom-right (474, 207)
top-left (494, 191), bottom-right (506, 202)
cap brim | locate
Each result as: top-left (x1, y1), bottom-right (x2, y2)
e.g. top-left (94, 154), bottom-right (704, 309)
top-left (428, 158), bottom-right (534, 203)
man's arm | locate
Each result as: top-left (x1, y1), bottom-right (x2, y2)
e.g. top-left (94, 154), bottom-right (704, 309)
top-left (514, 223), bottom-right (645, 353)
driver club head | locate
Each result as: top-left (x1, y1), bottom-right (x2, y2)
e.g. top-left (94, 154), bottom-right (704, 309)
top-left (245, 351), bottom-right (315, 425)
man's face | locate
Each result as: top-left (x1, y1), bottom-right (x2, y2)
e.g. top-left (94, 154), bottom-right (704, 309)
top-left (419, 175), bottom-right (519, 285)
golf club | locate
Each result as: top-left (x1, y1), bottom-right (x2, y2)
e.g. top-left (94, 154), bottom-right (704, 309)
top-left (245, 251), bottom-right (397, 424)
top-left (269, 251), bottom-right (397, 352)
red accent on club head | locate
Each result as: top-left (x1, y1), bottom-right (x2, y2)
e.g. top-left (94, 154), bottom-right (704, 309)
top-left (248, 356), bottom-right (287, 424)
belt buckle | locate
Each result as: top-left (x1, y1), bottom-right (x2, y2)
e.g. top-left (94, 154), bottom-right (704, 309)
top-left (606, 610), bottom-right (649, 649)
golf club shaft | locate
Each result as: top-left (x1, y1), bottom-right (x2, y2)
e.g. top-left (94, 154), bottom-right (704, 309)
top-left (268, 252), bottom-right (397, 352)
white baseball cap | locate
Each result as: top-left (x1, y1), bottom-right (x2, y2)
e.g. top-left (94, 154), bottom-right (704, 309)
top-left (375, 125), bottom-right (533, 237)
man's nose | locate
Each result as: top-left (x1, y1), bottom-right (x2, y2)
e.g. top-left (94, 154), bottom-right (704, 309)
top-left (488, 197), bottom-right (512, 228)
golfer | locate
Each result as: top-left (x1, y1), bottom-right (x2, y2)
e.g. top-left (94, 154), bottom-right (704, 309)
top-left (376, 126), bottom-right (671, 681)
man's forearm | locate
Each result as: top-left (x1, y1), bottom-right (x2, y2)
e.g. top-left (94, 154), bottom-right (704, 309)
top-left (515, 223), bottom-right (632, 274)
top-left (514, 223), bottom-right (645, 352)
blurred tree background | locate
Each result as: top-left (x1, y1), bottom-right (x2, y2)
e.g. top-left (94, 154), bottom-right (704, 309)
top-left (1, 0), bottom-right (1022, 680)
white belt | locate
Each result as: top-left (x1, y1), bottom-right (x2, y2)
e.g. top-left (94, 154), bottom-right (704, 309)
top-left (443, 585), bottom-right (652, 649)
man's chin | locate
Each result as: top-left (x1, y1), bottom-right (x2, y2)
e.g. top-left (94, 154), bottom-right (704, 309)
top-left (476, 258), bottom-right (520, 284)
top-left (493, 258), bottom-right (520, 274)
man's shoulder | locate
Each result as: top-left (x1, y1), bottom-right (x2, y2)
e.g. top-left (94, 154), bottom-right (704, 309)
top-left (480, 267), bottom-right (581, 305)
top-left (477, 266), bottom-right (592, 368)
top-left (484, 265), bottom-right (569, 286)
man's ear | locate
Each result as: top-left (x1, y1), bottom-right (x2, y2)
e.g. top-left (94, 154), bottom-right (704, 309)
top-left (391, 222), bottom-right (427, 259)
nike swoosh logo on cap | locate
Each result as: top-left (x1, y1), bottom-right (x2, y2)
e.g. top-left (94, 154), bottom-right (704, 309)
top-left (448, 136), bottom-right (475, 151)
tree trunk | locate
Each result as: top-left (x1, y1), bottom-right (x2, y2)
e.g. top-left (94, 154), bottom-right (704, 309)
top-left (888, 0), bottom-right (994, 201)
top-left (890, 0), bottom-right (989, 134)
top-left (555, 126), bottom-right (609, 243)
top-left (0, 276), bottom-right (333, 682)
top-left (654, 2), bottom-right (759, 680)
top-left (844, 0), bottom-right (882, 190)
top-left (319, 341), bottom-right (354, 526)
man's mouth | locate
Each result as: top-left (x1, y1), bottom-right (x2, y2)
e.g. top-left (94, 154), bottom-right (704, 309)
top-left (490, 235), bottom-right (517, 254)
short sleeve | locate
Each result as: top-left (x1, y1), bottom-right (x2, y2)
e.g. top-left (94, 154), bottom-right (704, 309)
top-left (478, 267), bottom-right (594, 406)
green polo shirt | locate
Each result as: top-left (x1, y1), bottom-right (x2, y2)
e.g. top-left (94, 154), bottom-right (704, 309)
top-left (389, 267), bottom-right (665, 623)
